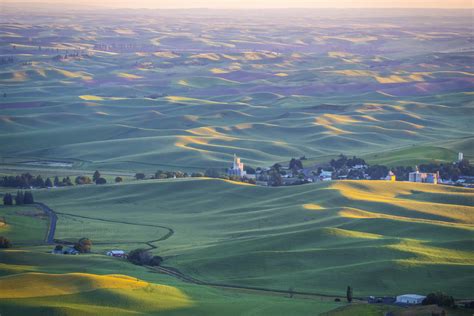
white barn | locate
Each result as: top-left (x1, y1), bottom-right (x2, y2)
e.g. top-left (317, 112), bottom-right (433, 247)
top-left (396, 294), bottom-right (426, 304)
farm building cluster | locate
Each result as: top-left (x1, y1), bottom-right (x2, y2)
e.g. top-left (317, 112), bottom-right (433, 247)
top-left (228, 152), bottom-right (473, 187)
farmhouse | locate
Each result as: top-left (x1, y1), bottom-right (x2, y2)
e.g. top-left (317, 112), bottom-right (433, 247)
top-left (319, 170), bottom-right (333, 181)
top-left (227, 154), bottom-right (247, 177)
top-left (106, 250), bottom-right (126, 257)
top-left (396, 294), bottom-right (426, 305)
top-left (408, 170), bottom-right (439, 184)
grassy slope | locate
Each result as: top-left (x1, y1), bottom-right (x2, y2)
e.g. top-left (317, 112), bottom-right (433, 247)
top-left (0, 205), bottom-right (49, 243)
top-left (0, 249), bottom-right (338, 316)
top-left (25, 179), bottom-right (474, 298)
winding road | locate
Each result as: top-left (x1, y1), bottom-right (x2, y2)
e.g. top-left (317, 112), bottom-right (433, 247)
top-left (36, 201), bottom-right (358, 301)
top-left (34, 202), bottom-right (57, 244)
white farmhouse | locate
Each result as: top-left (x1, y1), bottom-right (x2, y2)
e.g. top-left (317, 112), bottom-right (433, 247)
top-left (396, 294), bottom-right (426, 305)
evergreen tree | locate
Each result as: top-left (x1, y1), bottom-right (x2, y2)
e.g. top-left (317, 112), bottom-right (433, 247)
top-left (35, 175), bottom-right (45, 188)
top-left (54, 176), bottom-right (60, 187)
top-left (346, 286), bottom-right (353, 303)
top-left (45, 177), bottom-right (53, 188)
top-left (269, 169), bottom-right (283, 186)
top-left (3, 193), bottom-right (13, 205)
top-left (93, 170), bottom-right (101, 182)
top-left (23, 191), bottom-right (34, 204)
top-left (64, 177), bottom-right (73, 186)
top-left (15, 190), bottom-right (24, 205)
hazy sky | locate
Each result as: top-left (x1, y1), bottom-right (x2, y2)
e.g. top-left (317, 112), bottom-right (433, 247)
top-left (5, 0), bottom-right (473, 9)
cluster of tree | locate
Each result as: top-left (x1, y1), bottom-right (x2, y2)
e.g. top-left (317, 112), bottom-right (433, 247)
top-left (330, 155), bottom-right (367, 170)
top-left (3, 190), bottom-right (34, 205)
top-left (289, 158), bottom-right (304, 171)
top-left (153, 170), bottom-right (189, 179)
top-left (422, 292), bottom-right (455, 308)
top-left (419, 159), bottom-right (473, 181)
top-left (52, 51), bottom-right (82, 61)
top-left (127, 248), bottom-right (163, 266)
top-left (74, 238), bottom-right (92, 253)
top-left (328, 154), bottom-right (474, 182)
top-left (0, 174), bottom-right (73, 188)
top-left (72, 171), bottom-right (108, 185)
top-left (0, 236), bottom-right (12, 248)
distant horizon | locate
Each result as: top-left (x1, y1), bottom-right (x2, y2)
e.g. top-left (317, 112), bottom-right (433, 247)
top-left (0, 0), bottom-right (472, 9)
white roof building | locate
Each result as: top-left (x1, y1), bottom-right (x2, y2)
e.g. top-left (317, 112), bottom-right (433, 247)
top-left (106, 250), bottom-right (126, 256)
top-left (396, 294), bottom-right (426, 305)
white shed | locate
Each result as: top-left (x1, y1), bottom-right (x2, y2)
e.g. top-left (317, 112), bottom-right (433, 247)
top-left (396, 294), bottom-right (426, 304)
top-left (106, 250), bottom-right (126, 257)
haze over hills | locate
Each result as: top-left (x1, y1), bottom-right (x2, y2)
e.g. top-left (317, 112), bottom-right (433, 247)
top-left (0, 6), bottom-right (473, 316)
top-left (0, 8), bottom-right (473, 172)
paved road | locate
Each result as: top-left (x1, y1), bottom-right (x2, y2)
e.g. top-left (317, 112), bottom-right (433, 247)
top-left (34, 202), bottom-right (57, 244)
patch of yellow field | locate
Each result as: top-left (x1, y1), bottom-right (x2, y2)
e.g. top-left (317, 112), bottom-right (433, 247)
top-left (0, 272), bottom-right (193, 311)
top-left (221, 179), bottom-right (255, 186)
top-left (79, 95), bottom-right (104, 101)
top-left (210, 68), bottom-right (230, 74)
top-left (190, 53), bottom-right (220, 61)
top-left (174, 136), bottom-right (213, 153)
top-left (153, 51), bottom-right (180, 58)
top-left (357, 115), bottom-right (380, 122)
top-left (222, 54), bottom-right (240, 61)
top-left (229, 63), bottom-right (242, 71)
top-left (324, 227), bottom-right (383, 239)
top-left (328, 70), bottom-right (426, 84)
top-left (242, 51), bottom-right (278, 60)
top-left (178, 79), bottom-right (189, 86)
top-left (328, 51), bottom-right (355, 58)
top-left (0, 263), bottom-right (36, 273)
top-left (165, 96), bottom-right (221, 105)
top-left (1, 71), bottom-right (28, 82)
top-left (187, 126), bottom-right (231, 138)
top-left (274, 72), bottom-right (288, 77)
top-left (338, 208), bottom-right (473, 230)
top-left (303, 203), bottom-right (325, 211)
top-left (388, 240), bottom-right (474, 266)
top-left (54, 69), bottom-right (92, 81)
top-left (117, 72), bottom-right (143, 79)
top-left (114, 28), bottom-right (136, 35)
top-left (332, 181), bottom-right (474, 225)
top-left (316, 114), bottom-right (361, 125)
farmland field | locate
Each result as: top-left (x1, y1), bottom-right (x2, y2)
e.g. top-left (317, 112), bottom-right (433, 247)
top-left (0, 9), bottom-right (473, 172)
top-left (0, 5), bottom-right (473, 316)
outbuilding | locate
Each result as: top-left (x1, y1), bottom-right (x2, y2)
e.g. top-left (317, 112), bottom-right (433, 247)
top-left (396, 294), bottom-right (426, 305)
top-left (106, 250), bottom-right (126, 257)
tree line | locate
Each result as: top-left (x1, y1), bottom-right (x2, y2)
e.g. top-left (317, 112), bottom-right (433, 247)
top-left (0, 170), bottom-right (112, 189)
top-left (3, 190), bottom-right (34, 206)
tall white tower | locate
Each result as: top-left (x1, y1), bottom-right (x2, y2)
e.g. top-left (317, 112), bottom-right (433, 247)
top-left (458, 152), bottom-right (464, 162)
